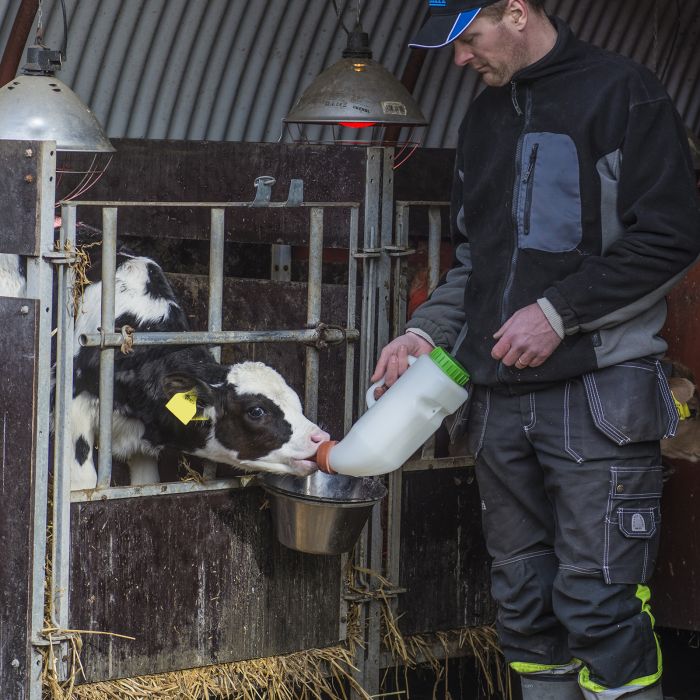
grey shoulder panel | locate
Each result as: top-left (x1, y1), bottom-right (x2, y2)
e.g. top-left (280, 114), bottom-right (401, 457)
top-left (596, 149), bottom-right (625, 254)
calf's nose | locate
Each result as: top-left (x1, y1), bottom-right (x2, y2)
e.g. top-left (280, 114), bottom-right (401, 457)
top-left (311, 429), bottom-right (331, 444)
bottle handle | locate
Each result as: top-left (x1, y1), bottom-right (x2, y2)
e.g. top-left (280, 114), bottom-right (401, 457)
top-left (366, 355), bottom-right (417, 408)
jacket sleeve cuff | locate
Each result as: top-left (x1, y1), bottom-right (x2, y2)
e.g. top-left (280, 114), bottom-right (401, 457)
top-left (542, 288), bottom-right (580, 335)
top-left (536, 298), bottom-right (565, 339)
top-left (405, 328), bottom-right (436, 347)
top-left (402, 318), bottom-right (452, 348)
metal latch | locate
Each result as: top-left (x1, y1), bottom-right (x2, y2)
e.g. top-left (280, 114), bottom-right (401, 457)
top-left (384, 245), bottom-right (416, 257)
top-left (43, 250), bottom-right (79, 265)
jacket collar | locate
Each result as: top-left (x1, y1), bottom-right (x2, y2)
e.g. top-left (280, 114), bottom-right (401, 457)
top-left (512, 17), bottom-right (579, 83)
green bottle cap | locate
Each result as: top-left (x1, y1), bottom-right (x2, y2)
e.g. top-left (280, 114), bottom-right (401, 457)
top-left (428, 347), bottom-right (470, 386)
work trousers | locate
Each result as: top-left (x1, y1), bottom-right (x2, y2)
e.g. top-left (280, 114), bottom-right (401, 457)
top-left (465, 359), bottom-right (677, 690)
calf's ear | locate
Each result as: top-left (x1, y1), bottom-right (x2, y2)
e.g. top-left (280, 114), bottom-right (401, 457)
top-left (669, 377), bottom-right (696, 404)
top-left (162, 374), bottom-right (215, 406)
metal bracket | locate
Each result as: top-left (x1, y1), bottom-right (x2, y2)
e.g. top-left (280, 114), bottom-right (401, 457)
top-left (43, 250), bottom-right (78, 265)
top-left (251, 175), bottom-right (276, 207)
top-left (353, 247), bottom-right (382, 259)
top-left (305, 322), bottom-right (355, 350)
top-left (285, 179), bottom-right (304, 207)
top-left (384, 245), bottom-right (417, 258)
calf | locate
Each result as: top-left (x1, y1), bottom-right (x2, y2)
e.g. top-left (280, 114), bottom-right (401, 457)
top-left (662, 366), bottom-right (700, 462)
top-left (2, 246), bottom-right (328, 489)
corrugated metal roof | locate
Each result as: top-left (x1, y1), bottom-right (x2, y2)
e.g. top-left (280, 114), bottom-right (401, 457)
top-left (0, 0), bottom-right (698, 148)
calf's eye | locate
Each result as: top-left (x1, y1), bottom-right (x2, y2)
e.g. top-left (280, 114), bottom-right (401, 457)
top-left (247, 406), bottom-right (267, 419)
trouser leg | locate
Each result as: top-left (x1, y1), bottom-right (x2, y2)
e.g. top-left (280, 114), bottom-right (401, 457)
top-left (468, 387), bottom-right (572, 667)
top-left (468, 370), bottom-right (667, 697)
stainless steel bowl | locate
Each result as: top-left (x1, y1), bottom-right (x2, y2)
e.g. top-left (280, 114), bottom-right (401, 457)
top-left (260, 472), bottom-right (387, 555)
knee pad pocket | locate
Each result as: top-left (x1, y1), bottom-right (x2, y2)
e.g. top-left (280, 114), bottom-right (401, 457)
top-left (604, 463), bottom-right (662, 584)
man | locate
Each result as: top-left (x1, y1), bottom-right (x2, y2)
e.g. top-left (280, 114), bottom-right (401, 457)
top-left (372, 1), bottom-right (700, 698)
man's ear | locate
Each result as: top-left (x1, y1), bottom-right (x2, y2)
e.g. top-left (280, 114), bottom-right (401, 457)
top-left (507, 0), bottom-right (528, 29)
top-left (162, 374), bottom-right (215, 407)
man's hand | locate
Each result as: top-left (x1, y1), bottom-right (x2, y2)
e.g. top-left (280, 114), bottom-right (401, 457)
top-left (491, 303), bottom-right (562, 369)
top-left (371, 333), bottom-right (434, 398)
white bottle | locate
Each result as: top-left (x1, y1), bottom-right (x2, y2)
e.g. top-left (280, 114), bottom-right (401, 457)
top-left (315, 348), bottom-right (470, 477)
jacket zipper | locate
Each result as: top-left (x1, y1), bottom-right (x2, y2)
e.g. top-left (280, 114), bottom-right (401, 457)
top-left (511, 80), bottom-right (523, 116)
top-left (523, 142), bottom-right (539, 236)
top-left (498, 84), bottom-right (531, 383)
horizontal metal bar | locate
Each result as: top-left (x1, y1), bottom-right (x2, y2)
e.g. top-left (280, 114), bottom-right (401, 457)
top-left (344, 588), bottom-right (407, 603)
top-left (70, 477), bottom-right (253, 502)
top-left (394, 200), bottom-right (450, 207)
top-left (79, 327), bottom-right (360, 348)
top-left (401, 455), bottom-right (475, 472)
top-left (60, 200), bottom-right (361, 209)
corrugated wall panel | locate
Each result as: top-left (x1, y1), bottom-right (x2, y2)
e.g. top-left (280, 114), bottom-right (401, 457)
top-left (0, 0), bottom-right (698, 148)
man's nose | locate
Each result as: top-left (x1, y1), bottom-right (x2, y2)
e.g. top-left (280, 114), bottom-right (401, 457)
top-left (453, 45), bottom-right (475, 66)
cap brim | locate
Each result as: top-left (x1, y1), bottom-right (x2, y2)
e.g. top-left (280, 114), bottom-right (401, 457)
top-left (409, 9), bottom-right (481, 49)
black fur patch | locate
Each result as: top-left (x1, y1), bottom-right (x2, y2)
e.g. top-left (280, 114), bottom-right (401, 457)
top-left (75, 436), bottom-right (91, 466)
top-left (214, 389), bottom-right (292, 460)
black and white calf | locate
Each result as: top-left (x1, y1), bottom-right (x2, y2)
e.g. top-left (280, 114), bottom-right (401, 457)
top-left (1, 248), bottom-right (328, 489)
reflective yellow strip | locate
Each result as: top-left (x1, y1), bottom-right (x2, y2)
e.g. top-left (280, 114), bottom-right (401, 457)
top-left (578, 585), bottom-right (662, 693)
top-left (510, 660), bottom-right (578, 674)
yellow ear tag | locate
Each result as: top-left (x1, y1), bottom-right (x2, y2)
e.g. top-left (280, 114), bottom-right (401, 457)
top-left (166, 391), bottom-right (207, 425)
top-left (672, 394), bottom-right (692, 421)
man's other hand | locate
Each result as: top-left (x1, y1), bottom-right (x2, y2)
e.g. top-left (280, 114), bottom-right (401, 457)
top-left (491, 303), bottom-right (562, 369)
top-left (371, 333), bottom-right (435, 399)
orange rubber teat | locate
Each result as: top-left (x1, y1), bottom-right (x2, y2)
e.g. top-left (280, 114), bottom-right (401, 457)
top-left (315, 440), bottom-right (338, 474)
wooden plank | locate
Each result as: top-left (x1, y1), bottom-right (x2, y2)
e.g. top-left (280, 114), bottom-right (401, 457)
top-left (397, 468), bottom-right (495, 636)
top-left (69, 488), bottom-right (342, 683)
top-left (60, 141), bottom-right (366, 247)
top-left (0, 298), bottom-right (38, 699)
top-left (0, 140), bottom-right (41, 255)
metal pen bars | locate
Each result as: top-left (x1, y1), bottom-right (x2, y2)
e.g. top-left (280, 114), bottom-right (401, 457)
top-left (55, 187), bottom-right (361, 501)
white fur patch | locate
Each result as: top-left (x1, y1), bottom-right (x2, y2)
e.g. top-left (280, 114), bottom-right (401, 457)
top-left (0, 254), bottom-right (26, 297)
top-left (74, 256), bottom-right (179, 354)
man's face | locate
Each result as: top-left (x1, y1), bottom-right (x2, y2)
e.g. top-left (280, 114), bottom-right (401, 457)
top-left (452, 10), bottom-right (528, 86)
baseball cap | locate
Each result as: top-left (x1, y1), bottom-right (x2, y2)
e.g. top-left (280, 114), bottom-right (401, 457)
top-left (409, 0), bottom-right (501, 49)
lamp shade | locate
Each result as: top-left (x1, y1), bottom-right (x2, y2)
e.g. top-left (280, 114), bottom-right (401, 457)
top-left (285, 57), bottom-right (427, 128)
top-left (0, 74), bottom-right (114, 152)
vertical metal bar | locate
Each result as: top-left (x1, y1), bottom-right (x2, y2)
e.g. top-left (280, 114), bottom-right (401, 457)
top-left (365, 147), bottom-right (395, 696)
top-left (391, 204), bottom-right (408, 337)
top-left (339, 205), bottom-right (360, 645)
top-left (376, 146), bottom-right (394, 355)
top-left (352, 147), bottom-right (383, 698)
top-left (386, 201), bottom-right (410, 625)
top-left (208, 208), bottom-right (225, 364)
top-left (427, 205), bottom-right (442, 295)
top-left (96, 208), bottom-right (117, 489)
top-left (357, 147), bottom-right (382, 417)
top-left (27, 142), bottom-right (57, 700)
top-left (271, 244), bottom-right (292, 282)
top-left (344, 206), bottom-right (359, 435)
top-left (304, 207), bottom-right (323, 423)
top-left (51, 206), bottom-right (77, 645)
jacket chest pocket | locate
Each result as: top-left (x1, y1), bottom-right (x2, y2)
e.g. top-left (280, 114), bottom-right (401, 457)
top-left (603, 463), bottom-right (662, 584)
top-left (516, 132), bottom-right (583, 253)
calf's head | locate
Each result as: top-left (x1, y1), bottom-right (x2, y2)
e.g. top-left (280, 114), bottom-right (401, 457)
top-left (163, 361), bottom-right (328, 476)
